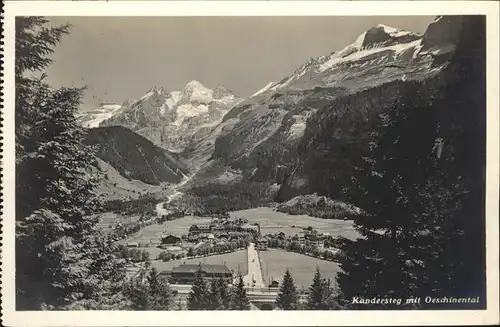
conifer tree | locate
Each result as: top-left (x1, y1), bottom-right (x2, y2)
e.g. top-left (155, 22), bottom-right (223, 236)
top-left (335, 83), bottom-right (470, 309)
top-left (334, 93), bottom-right (436, 308)
top-left (207, 278), bottom-right (222, 310)
top-left (218, 278), bottom-right (232, 310)
top-left (15, 16), bottom-right (126, 310)
top-left (230, 276), bottom-right (250, 310)
top-left (187, 267), bottom-right (209, 310)
top-left (321, 278), bottom-right (338, 310)
top-left (207, 278), bottom-right (230, 310)
top-left (306, 267), bottom-right (327, 310)
top-left (276, 269), bottom-right (299, 310)
top-left (146, 267), bottom-right (173, 310)
top-left (124, 266), bottom-right (173, 310)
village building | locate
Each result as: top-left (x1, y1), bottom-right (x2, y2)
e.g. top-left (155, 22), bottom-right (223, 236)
top-left (295, 232), bottom-right (306, 245)
top-left (276, 231), bottom-right (287, 240)
top-left (240, 224), bottom-right (259, 234)
top-left (211, 224), bottom-right (226, 233)
top-left (126, 241), bottom-right (139, 248)
top-left (169, 264), bottom-right (233, 284)
top-left (189, 224), bottom-right (212, 236)
top-left (161, 234), bottom-right (181, 246)
top-left (256, 238), bottom-right (268, 251)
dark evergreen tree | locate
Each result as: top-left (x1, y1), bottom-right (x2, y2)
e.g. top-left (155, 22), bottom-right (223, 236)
top-left (230, 276), bottom-right (250, 310)
top-left (123, 267), bottom-right (151, 310)
top-left (276, 269), bottom-right (299, 310)
top-left (334, 17), bottom-right (486, 310)
top-left (334, 90), bottom-right (451, 309)
top-left (306, 267), bottom-right (327, 310)
top-left (207, 278), bottom-right (230, 310)
top-left (15, 16), bottom-right (126, 310)
top-left (218, 279), bottom-right (232, 310)
top-left (431, 16), bottom-right (486, 307)
top-left (124, 266), bottom-right (172, 310)
top-left (187, 267), bottom-right (209, 310)
top-left (321, 278), bottom-right (338, 310)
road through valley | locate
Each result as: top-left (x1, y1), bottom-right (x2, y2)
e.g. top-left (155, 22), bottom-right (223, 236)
top-left (243, 243), bottom-right (265, 288)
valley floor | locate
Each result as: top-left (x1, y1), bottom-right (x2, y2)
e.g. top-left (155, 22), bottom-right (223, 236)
top-left (230, 207), bottom-right (359, 240)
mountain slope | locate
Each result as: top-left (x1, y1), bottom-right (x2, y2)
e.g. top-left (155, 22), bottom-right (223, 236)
top-left (90, 81), bottom-right (243, 152)
top-left (85, 126), bottom-right (189, 185)
top-left (184, 16), bottom-right (471, 201)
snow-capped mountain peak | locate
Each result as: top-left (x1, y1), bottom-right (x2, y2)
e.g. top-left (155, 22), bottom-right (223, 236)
top-left (375, 24), bottom-right (415, 38)
top-left (79, 80), bottom-right (243, 152)
top-left (147, 85), bottom-right (167, 94)
top-left (183, 80), bottom-right (209, 93)
top-left (180, 80), bottom-right (214, 104)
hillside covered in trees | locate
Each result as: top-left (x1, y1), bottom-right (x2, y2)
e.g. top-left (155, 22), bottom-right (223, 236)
top-left (85, 126), bottom-right (189, 185)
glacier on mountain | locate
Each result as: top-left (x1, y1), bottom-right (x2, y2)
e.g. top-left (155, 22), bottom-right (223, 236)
top-left (78, 80), bottom-right (243, 153)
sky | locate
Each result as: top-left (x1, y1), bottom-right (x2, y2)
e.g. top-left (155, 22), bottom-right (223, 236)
top-left (45, 16), bottom-right (435, 111)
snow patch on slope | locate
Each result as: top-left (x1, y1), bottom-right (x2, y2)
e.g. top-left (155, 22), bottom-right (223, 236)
top-left (319, 38), bottom-right (422, 72)
top-left (377, 24), bottom-right (412, 38)
top-left (252, 81), bottom-right (275, 97)
top-left (287, 115), bottom-right (307, 140)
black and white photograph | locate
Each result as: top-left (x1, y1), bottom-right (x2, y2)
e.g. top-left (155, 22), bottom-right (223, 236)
top-left (2, 1), bottom-right (499, 326)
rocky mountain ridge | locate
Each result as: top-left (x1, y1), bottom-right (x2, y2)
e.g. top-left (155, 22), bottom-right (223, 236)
top-left (182, 16), bottom-right (471, 201)
top-left (78, 80), bottom-right (243, 153)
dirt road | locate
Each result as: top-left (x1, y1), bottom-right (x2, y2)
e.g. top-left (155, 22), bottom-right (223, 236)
top-left (243, 242), bottom-right (265, 288)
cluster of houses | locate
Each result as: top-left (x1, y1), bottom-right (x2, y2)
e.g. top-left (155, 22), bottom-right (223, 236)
top-left (257, 226), bottom-right (331, 250)
top-left (185, 217), bottom-right (260, 242)
top-left (147, 217), bottom-right (260, 255)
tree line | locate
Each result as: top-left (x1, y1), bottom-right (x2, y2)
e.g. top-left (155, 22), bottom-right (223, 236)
top-left (186, 267), bottom-right (340, 310)
top-left (186, 182), bottom-right (275, 213)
